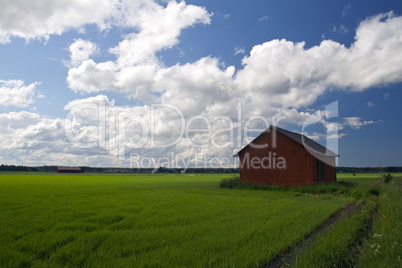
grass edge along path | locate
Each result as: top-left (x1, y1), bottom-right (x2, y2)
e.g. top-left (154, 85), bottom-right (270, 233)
top-left (356, 176), bottom-right (402, 267)
top-left (263, 202), bottom-right (365, 268)
top-left (287, 201), bottom-right (376, 268)
top-left (276, 175), bottom-right (401, 268)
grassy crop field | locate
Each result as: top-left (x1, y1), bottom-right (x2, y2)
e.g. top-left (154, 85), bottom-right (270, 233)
top-left (0, 173), bottom-right (352, 267)
top-left (0, 172), bottom-right (400, 267)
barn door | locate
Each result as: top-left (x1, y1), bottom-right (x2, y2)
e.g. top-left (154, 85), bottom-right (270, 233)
top-left (317, 160), bottom-right (325, 183)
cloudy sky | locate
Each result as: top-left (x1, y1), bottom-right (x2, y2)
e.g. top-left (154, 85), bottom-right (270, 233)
top-left (1, 0), bottom-right (401, 168)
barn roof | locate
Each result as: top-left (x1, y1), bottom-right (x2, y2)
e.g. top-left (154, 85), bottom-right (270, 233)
top-left (57, 166), bottom-right (82, 171)
top-left (233, 126), bottom-right (339, 158)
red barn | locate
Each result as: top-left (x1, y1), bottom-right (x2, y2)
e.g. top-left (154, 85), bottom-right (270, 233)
top-left (56, 166), bottom-right (84, 173)
top-left (234, 126), bottom-right (338, 186)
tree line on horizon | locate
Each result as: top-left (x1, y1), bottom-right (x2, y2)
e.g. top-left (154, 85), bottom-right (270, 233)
top-left (0, 164), bottom-right (402, 173)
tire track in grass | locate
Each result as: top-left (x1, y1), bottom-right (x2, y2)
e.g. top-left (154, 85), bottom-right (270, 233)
top-left (263, 202), bottom-right (364, 268)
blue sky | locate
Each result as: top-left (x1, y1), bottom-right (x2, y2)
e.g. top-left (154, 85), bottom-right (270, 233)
top-left (0, 0), bottom-right (401, 167)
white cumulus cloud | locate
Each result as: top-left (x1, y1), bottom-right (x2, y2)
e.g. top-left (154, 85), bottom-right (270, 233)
top-left (235, 12), bottom-right (402, 110)
top-left (0, 79), bottom-right (40, 107)
top-left (67, 0), bottom-right (212, 101)
top-left (0, 0), bottom-right (119, 43)
top-left (2, 7), bottom-right (402, 167)
top-left (68, 12), bottom-right (402, 114)
top-left (62, 11), bottom-right (402, 167)
top-left (67, 39), bottom-right (99, 67)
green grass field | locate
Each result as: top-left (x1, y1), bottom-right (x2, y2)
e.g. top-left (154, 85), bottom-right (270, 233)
top-left (0, 173), bottom-right (352, 267)
top-left (0, 173), bottom-right (400, 267)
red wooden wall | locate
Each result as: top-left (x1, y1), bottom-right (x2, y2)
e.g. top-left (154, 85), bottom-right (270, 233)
top-left (238, 128), bottom-right (336, 186)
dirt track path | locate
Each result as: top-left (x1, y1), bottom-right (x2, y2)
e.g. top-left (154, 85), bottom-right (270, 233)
top-left (263, 202), bottom-right (364, 268)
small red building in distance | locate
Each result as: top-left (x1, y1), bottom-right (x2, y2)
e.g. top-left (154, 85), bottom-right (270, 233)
top-left (234, 126), bottom-right (338, 186)
top-left (56, 167), bottom-right (84, 173)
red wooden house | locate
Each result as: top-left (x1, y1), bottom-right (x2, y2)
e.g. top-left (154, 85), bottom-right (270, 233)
top-left (234, 126), bottom-right (338, 186)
